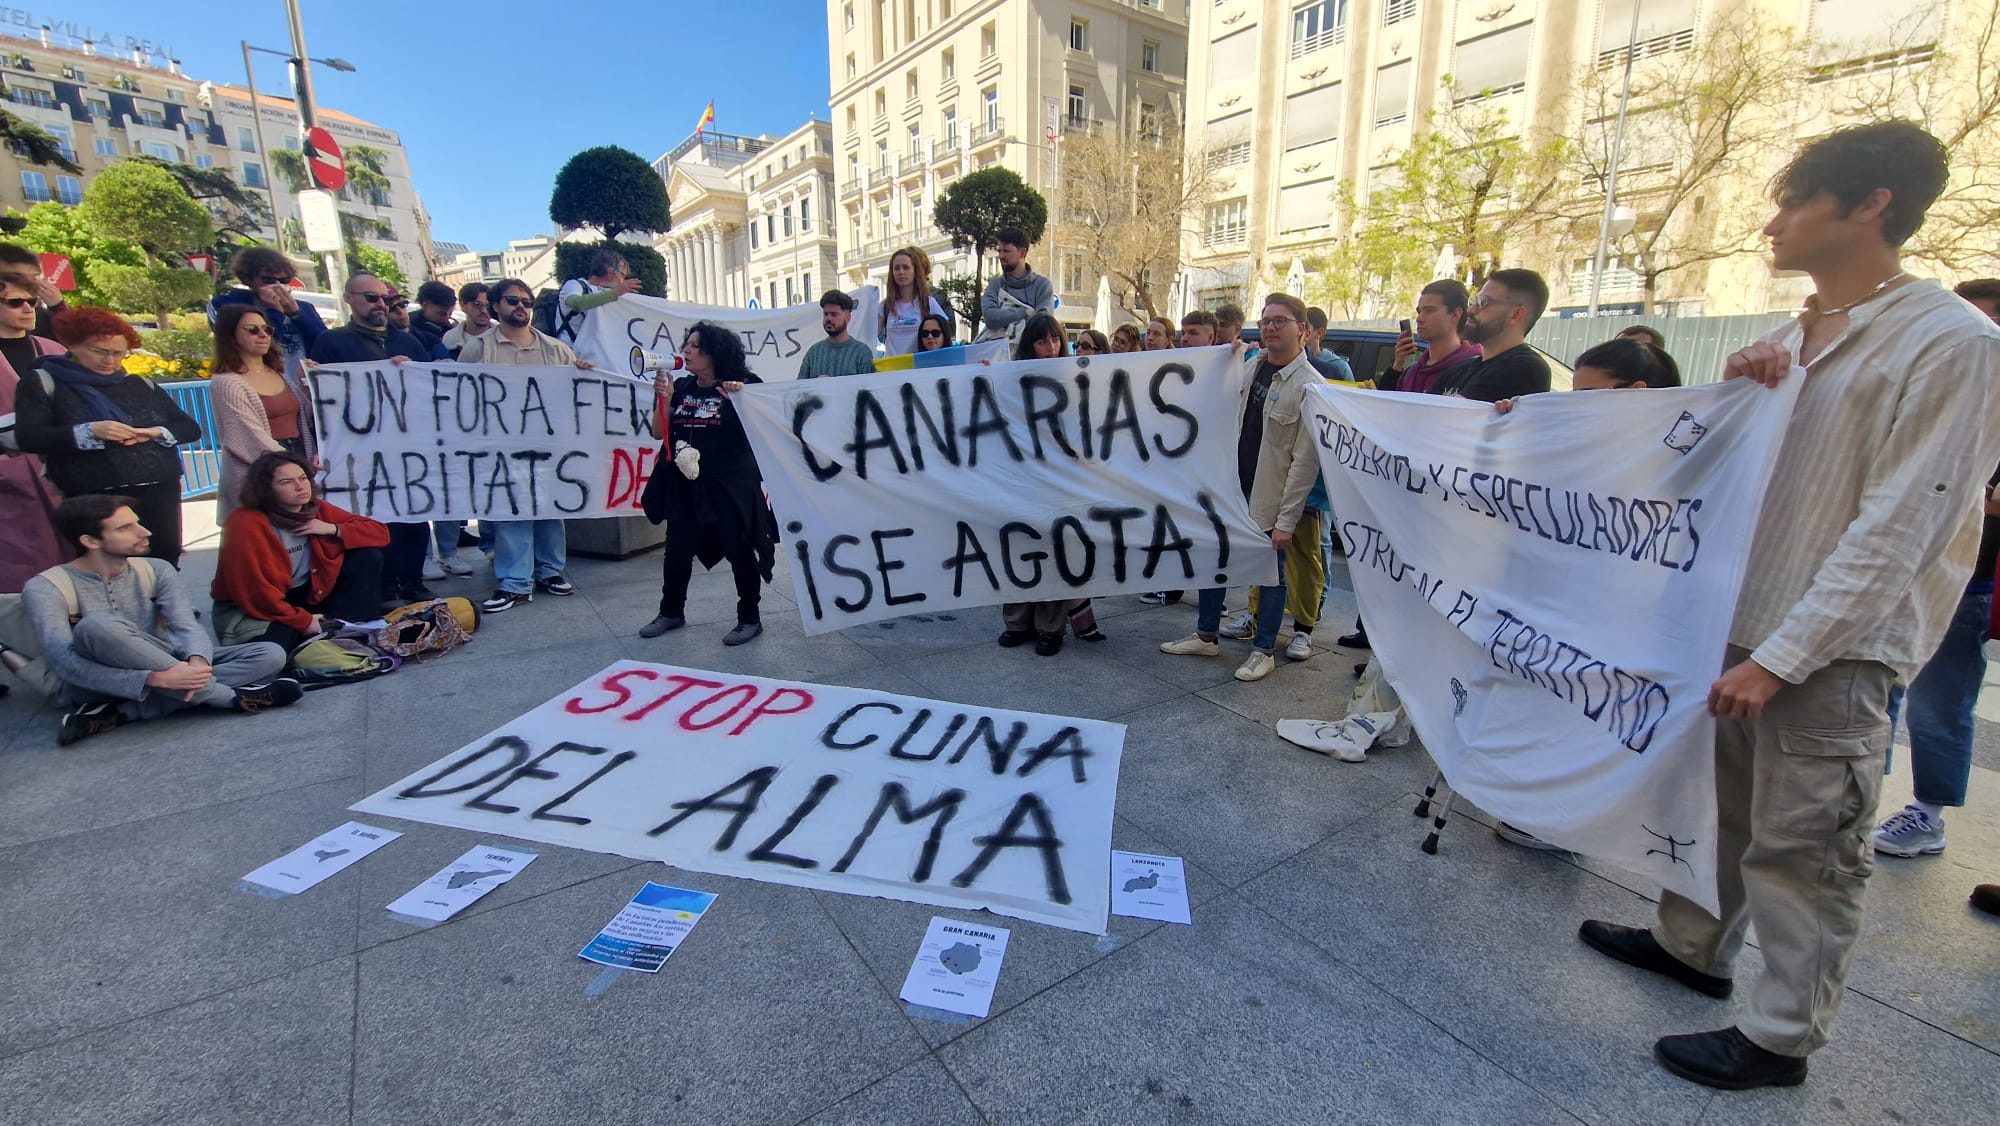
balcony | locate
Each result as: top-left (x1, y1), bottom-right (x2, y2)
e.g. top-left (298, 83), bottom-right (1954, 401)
top-left (970, 118), bottom-right (1006, 148)
top-left (6, 88), bottom-right (56, 110)
top-left (840, 178), bottom-right (862, 200)
top-left (933, 140), bottom-right (959, 166)
top-left (1060, 115), bottom-right (1103, 137)
top-left (898, 152), bottom-right (927, 176)
top-left (1202, 223), bottom-right (1247, 248)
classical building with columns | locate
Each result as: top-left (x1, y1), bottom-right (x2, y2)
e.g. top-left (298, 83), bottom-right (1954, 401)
top-left (651, 120), bottom-right (838, 309)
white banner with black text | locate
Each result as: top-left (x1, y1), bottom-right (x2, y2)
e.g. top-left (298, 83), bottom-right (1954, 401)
top-left (571, 288), bottom-right (882, 378)
top-left (1304, 377), bottom-right (1802, 914)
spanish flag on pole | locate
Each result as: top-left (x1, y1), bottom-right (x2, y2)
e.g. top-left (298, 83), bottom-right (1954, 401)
top-left (694, 102), bottom-right (715, 137)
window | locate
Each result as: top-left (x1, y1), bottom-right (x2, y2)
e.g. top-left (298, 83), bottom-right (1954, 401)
top-left (1284, 83), bottom-right (1342, 150)
top-left (802, 271), bottom-right (812, 297)
top-left (56, 174), bottom-right (82, 206)
top-left (874, 89), bottom-right (887, 120)
top-left (1453, 25), bottom-right (1533, 103)
top-left (786, 278), bottom-right (797, 306)
top-left (244, 162), bottom-right (266, 188)
top-left (1810, 0), bottom-right (1940, 65)
top-left (751, 221), bottom-right (760, 249)
top-left (1142, 41), bottom-right (1159, 72)
top-left (908, 124), bottom-right (921, 156)
top-left (284, 136), bottom-right (299, 149)
top-left (844, 2), bottom-right (854, 30)
top-left (1278, 181), bottom-right (1335, 234)
top-left (1383, 0), bottom-right (1415, 24)
top-left (1204, 199), bottom-right (1247, 245)
top-left (237, 126), bottom-right (256, 152)
top-left (1597, 0), bottom-right (1697, 68)
top-left (94, 137), bottom-right (118, 157)
top-left (768, 214), bottom-right (778, 241)
top-left (86, 97), bottom-right (110, 119)
top-left (1067, 84), bottom-right (1086, 122)
top-left (1206, 141), bottom-right (1251, 170)
top-left (140, 141), bottom-right (175, 160)
top-left (942, 47), bottom-right (955, 80)
top-left (800, 197), bottom-right (812, 231)
top-left (907, 69), bottom-right (919, 101)
top-left (194, 154), bottom-right (212, 169)
top-left (1070, 19), bottom-right (1089, 53)
top-left (20, 171), bottom-right (48, 202)
top-left (849, 153), bottom-right (861, 183)
top-left (368, 188), bottom-right (391, 207)
top-left (784, 206), bottom-right (794, 237)
top-left (846, 105), bottom-right (858, 133)
top-left (1209, 32), bottom-right (1256, 90)
top-left (982, 87), bottom-right (999, 126)
top-left (1373, 61), bottom-right (1411, 127)
top-left (847, 53), bottom-right (857, 80)
top-left (1291, 1), bottom-right (1349, 59)
top-left (981, 22), bottom-right (996, 57)
top-left (1139, 101), bottom-right (1160, 139)
top-left (943, 108), bottom-right (958, 148)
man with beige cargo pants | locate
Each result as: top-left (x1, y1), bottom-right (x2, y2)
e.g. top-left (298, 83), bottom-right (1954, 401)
top-left (1577, 120), bottom-right (2000, 1090)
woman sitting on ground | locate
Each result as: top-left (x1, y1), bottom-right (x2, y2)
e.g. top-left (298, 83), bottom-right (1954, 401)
top-left (210, 303), bottom-right (318, 519)
top-left (212, 450), bottom-right (389, 651)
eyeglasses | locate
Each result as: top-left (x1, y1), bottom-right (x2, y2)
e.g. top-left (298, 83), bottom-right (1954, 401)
top-left (1257, 316), bottom-right (1298, 328)
top-left (1, 296), bottom-right (34, 309)
top-left (386, 298), bottom-right (410, 310)
top-left (241, 323), bottom-right (274, 336)
top-left (351, 292), bottom-right (389, 304)
top-left (496, 295), bottom-right (533, 308)
top-left (76, 343), bottom-right (130, 362)
top-left (918, 328), bottom-right (945, 338)
top-left (255, 274), bottom-right (291, 286)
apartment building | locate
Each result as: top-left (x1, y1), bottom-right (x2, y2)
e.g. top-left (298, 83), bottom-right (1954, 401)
top-left (652, 120), bottom-right (839, 310)
top-left (827, 0), bottom-right (1189, 323)
top-left (1181, 0), bottom-right (1983, 319)
top-left (0, 31), bottom-right (432, 284)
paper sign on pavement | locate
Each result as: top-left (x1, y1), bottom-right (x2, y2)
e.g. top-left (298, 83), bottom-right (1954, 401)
top-left (384, 845), bottom-right (537, 922)
top-left (242, 821), bottom-right (401, 895)
top-left (579, 883), bottom-right (717, 973)
top-left (1109, 851), bottom-right (1191, 925)
top-left (899, 916), bottom-right (1011, 1019)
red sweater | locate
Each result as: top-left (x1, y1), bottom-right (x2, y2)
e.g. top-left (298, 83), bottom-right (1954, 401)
top-left (211, 501), bottom-right (389, 632)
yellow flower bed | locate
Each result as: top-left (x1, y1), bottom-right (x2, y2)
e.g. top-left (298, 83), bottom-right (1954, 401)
top-left (120, 351), bottom-right (214, 380)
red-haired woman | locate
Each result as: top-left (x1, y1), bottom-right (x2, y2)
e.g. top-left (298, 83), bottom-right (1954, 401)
top-left (11, 306), bottom-right (202, 565)
top-left (210, 303), bottom-right (316, 519)
top-left (0, 266), bottom-right (66, 592)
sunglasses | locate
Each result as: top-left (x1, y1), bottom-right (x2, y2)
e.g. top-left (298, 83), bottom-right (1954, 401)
top-left (496, 295), bottom-right (533, 308)
top-left (241, 323), bottom-right (274, 336)
top-left (1, 296), bottom-right (34, 309)
top-left (352, 292), bottom-right (389, 304)
top-left (387, 298), bottom-right (410, 310)
top-left (919, 328), bottom-right (945, 338)
top-left (256, 274), bottom-right (291, 286)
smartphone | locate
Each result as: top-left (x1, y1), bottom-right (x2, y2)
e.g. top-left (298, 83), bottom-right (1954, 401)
top-left (1398, 318), bottom-right (1411, 334)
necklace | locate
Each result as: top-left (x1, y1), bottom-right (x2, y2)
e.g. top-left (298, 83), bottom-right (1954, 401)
top-left (1804, 271), bottom-right (1908, 320)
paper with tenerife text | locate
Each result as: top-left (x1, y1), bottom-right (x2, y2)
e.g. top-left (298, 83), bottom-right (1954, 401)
top-left (1303, 376), bottom-right (1803, 915)
top-left (385, 845), bottom-right (536, 923)
top-left (351, 662), bottom-right (1124, 933)
top-left (899, 916), bottom-right (1010, 1018)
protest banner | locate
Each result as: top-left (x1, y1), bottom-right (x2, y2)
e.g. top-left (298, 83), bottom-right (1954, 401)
top-left (1304, 377), bottom-right (1803, 913)
top-left (1304, 382), bottom-right (1808, 916)
top-left (351, 661), bottom-right (1128, 933)
top-left (309, 360), bottom-right (665, 522)
top-left (732, 347), bottom-right (1277, 634)
top-left (571, 288), bottom-right (882, 376)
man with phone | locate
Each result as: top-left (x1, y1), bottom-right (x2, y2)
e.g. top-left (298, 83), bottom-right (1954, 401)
top-left (1382, 279), bottom-right (1478, 394)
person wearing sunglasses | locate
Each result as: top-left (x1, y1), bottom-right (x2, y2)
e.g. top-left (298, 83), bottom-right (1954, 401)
top-left (1430, 269), bottom-right (1553, 402)
top-left (206, 246), bottom-right (327, 368)
top-left (1073, 329), bottom-right (1110, 356)
top-left (208, 305), bottom-right (318, 521)
top-left (913, 314), bottom-right (953, 353)
top-left (9, 307), bottom-right (201, 567)
top-left (455, 279), bottom-right (597, 614)
top-left (0, 266), bottom-right (68, 594)
top-left (310, 274), bottom-right (438, 603)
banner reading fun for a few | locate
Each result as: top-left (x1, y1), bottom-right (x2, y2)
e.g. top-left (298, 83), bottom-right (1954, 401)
top-left (732, 347), bottom-right (1279, 634)
top-left (1305, 377), bottom-right (1803, 914)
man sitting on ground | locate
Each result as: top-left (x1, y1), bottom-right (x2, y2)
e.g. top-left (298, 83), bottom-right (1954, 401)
top-left (24, 494), bottom-right (300, 746)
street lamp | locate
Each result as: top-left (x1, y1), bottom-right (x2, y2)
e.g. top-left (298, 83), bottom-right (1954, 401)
top-left (1588, 0), bottom-right (1644, 317)
top-left (240, 39), bottom-right (355, 285)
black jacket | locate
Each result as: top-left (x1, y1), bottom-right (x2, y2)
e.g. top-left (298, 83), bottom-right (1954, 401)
top-left (13, 355), bottom-right (202, 493)
top-left (308, 325), bottom-right (432, 365)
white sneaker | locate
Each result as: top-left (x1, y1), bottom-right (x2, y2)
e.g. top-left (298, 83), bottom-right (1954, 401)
top-left (1872, 804), bottom-right (1947, 857)
top-left (421, 560), bottom-right (446, 581)
top-left (437, 556), bottom-right (474, 577)
top-left (1285, 631), bottom-right (1313, 660)
top-left (1234, 650), bottom-right (1276, 681)
top-left (1219, 609), bottom-right (1255, 638)
top-left (1159, 634), bottom-right (1220, 657)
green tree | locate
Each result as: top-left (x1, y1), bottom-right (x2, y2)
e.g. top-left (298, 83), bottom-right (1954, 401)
top-left (347, 242), bottom-right (405, 290)
top-left (1050, 109), bottom-right (1216, 320)
top-left (270, 147), bottom-right (309, 194)
top-left (932, 275), bottom-right (982, 341)
top-left (0, 107), bottom-right (80, 174)
top-left (89, 262), bottom-right (213, 324)
top-left (76, 161), bottom-right (213, 266)
top-left (344, 144), bottom-right (392, 203)
top-left (9, 201), bottom-right (144, 306)
top-left (549, 146), bottom-right (673, 241)
top-left (125, 153), bottom-right (272, 247)
top-left (932, 167), bottom-right (1048, 333)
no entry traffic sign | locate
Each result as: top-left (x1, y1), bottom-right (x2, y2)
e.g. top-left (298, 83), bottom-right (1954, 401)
top-left (304, 126), bottom-right (345, 192)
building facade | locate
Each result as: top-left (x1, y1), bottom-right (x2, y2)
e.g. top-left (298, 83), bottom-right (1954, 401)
top-left (651, 120), bottom-right (838, 310)
top-left (827, 0), bottom-right (1189, 324)
top-left (0, 31), bottom-right (432, 285)
top-left (1180, 0), bottom-right (1992, 320)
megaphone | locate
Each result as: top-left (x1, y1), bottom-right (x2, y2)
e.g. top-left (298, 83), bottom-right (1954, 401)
top-left (630, 345), bottom-right (687, 377)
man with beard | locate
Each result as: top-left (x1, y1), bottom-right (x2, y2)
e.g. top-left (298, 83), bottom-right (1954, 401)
top-left (1432, 269), bottom-right (1552, 403)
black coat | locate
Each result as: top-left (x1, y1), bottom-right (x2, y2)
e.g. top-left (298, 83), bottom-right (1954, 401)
top-left (12, 356), bottom-right (201, 493)
top-left (641, 374), bottom-right (776, 571)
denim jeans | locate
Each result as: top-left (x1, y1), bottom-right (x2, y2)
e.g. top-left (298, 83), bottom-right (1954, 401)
top-left (1884, 587), bottom-right (1990, 807)
top-left (491, 519), bottom-right (568, 595)
top-left (432, 520), bottom-right (465, 561)
top-left (1195, 544), bottom-right (1289, 653)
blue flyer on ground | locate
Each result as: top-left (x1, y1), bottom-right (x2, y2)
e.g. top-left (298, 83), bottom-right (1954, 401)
top-left (579, 882), bottom-right (717, 973)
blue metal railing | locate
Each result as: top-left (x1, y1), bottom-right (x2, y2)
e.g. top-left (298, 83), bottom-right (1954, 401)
top-left (161, 380), bottom-right (221, 500)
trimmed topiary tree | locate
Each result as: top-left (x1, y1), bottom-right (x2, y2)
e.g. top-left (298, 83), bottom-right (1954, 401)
top-left (549, 146), bottom-right (672, 242)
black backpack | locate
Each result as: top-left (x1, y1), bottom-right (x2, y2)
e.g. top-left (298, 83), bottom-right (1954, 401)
top-left (532, 287), bottom-right (562, 338)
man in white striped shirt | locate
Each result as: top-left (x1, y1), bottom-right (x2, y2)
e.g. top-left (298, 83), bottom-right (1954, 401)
top-left (1578, 121), bottom-right (2000, 1090)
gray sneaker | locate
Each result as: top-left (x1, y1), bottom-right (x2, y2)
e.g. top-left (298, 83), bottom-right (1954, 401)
top-left (1872, 805), bottom-right (1946, 857)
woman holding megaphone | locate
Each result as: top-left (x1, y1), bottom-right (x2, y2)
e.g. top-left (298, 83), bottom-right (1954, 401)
top-left (638, 322), bottom-right (772, 646)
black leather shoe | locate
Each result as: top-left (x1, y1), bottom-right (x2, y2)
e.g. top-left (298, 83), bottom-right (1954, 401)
top-left (1578, 920), bottom-right (1732, 998)
top-left (997, 630), bottom-right (1033, 648)
top-left (1655, 1027), bottom-right (1807, 1090)
top-left (1335, 628), bottom-right (1370, 650)
top-left (1034, 631), bottom-right (1064, 656)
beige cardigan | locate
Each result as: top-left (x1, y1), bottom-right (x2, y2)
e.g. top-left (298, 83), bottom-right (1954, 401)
top-left (210, 367), bottom-right (315, 519)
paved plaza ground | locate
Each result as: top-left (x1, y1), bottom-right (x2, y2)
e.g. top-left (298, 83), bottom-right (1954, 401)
top-left (1, 507), bottom-right (1996, 1125)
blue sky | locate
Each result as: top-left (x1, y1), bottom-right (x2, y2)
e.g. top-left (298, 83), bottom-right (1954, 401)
top-left (50, 2), bottom-right (833, 250)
